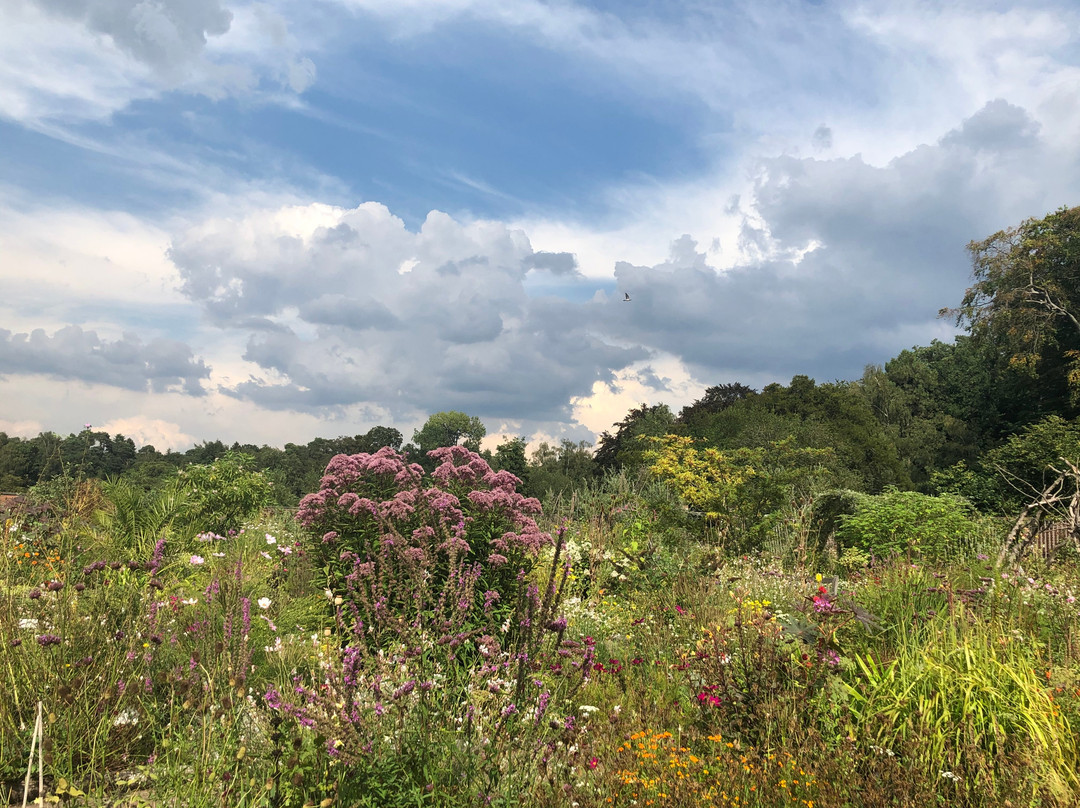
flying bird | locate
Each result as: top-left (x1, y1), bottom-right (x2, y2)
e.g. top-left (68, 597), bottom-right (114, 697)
top-left (623, 292), bottom-right (631, 302)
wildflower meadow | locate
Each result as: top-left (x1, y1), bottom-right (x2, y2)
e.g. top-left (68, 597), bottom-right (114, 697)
top-left (2, 442), bottom-right (1080, 808)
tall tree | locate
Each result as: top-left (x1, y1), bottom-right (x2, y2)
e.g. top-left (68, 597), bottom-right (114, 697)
top-left (677, 382), bottom-right (757, 427)
top-left (411, 411), bottom-right (486, 468)
top-left (949, 205), bottom-right (1080, 412)
top-left (594, 404), bottom-right (676, 471)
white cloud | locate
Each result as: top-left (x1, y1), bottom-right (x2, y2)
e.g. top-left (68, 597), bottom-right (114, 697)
top-left (0, 0), bottom-right (316, 127)
top-left (97, 416), bottom-right (193, 451)
top-left (167, 201), bottom-right (646, 421)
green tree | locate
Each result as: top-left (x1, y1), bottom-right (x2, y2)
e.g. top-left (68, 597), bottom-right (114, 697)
top-left (677, 382), bottom-right (757, 427)
top-left (950, 205), bottom-right (1080, 412)
top-left (175, 451), bottom-right (273, 536)
top-left (645, 434), bottom-right (834, 550)
top-left (525, 439), bottom-right (596, 500)
top-left (411, 412), bottom-right (486, 469)
top-left (983, 415), bottom-right (1080, 510)
top-left (594, 404), bottom-right (676, 471)
top-left (491, 436), bottom-right (529, 482)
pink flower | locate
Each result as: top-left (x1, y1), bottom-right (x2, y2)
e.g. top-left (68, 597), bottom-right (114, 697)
top-left (190, 555), bottom-right (205, 565)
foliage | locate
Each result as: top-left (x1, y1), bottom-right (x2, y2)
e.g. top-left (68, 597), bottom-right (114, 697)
top-left (835, 489), bottom-right (977, 560)
top-left (94, 477), bottom-right (188, 560)
top-left (676, 382), bottom-right (757, 426)
top-left (175, 451), bottom-right (273, 536)
top-left (645, 435), bottom-right (834, 550)
top-left (525, 439), bottom-right (596, 501)
top-left (296, 445), bottom-right (550, 621)
top-left (594, 403), bottom-right (676, 471)
top-left (953, 205), bottom-right (1080, 410)
top-left (983, 414), bottom-right (1080, 509)
top-left (929, 460), bottom-right (1002, 512)
top-left (411, 410), bottom-right (486, 461)
top-left (491, 435), bottom-right (530, 482)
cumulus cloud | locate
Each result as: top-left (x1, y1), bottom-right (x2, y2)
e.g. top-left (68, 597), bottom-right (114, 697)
top-left (169, 204), bottom-right (645, 420)
top-left (0, 326), bottom-right (209, 395)
top-left (97, 416), bottom-right (194, 450)
top-left (588, 99), bottom-right (1076, 384)
top-left (161, 97), bottom-right (1080, 428)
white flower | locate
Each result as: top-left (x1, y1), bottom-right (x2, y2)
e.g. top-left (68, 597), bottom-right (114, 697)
top-left (260, 551), bottom-right (271, 560)
top-left (258, 597), bottom-right (272, 610)
top-left (265, 534), bottom-right (276, 544)
top-left (579, 705), bottom-right (598, 714)
top-left (279, 545), bottom-right (293, 555)
top-left (190, 555), bottom-right (205, 565)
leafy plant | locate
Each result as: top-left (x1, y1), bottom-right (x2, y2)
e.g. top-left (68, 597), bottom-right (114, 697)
top-left (175, 451), bottom-right (273, 536)
top-left (836, 489), bottom-right (977, 561)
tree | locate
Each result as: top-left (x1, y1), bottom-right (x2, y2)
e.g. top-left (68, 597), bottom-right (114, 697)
top-left (491, 436), bottom-right (529, 482)
top-left (950, 205), bottom-right (1080, 410)
top-left (677, 383), bottom-right (757, 426)
top-left (594, 404), bottom-right (676, 471)
top-left (411, 411), bottom-right (486, 469)
top-left (983, 415), bottom-right (1080, 511)
top-left (525, 439), bottom-right (596, 500)
top-left (645, 435), bottom-right (834, 550)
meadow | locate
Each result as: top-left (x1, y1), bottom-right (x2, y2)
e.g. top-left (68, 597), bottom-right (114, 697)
top-left (2, 445), bottom-right (1079, 807)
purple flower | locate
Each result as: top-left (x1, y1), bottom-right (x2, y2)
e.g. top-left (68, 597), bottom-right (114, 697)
top-left (37, 634), bottom-right (62, 647)
top-left (27, 588), bottom-right (42, 600)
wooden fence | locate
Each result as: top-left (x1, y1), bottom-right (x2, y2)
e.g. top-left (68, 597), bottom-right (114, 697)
top-left (1033, 522), bottom-right (1077, 558)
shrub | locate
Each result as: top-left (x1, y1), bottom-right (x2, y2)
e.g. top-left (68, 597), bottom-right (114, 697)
top-left (175, 451), bottom-right (273, 536)
top-left (276, 451), bottom-right (593, 804)
top-left (835, 489), bottom-right (976, 561)
top-left (296, 445), bottom-right (550, 617)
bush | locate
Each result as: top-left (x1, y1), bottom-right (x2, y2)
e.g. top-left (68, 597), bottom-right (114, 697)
top-left (836, 489), bottom-right (976, 561)
top-left (276, 447), bottom-right (592, 803)
top-left (175, 451), bottom-right (273, 536)
top-left (296, 445), bottom-right (550, 617)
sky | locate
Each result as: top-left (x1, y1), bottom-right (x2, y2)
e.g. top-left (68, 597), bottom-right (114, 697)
top-left (1, 0), bottom-right (1079, 453)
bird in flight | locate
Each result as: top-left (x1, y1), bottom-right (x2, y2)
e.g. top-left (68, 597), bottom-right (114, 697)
top-left (623, 292), bottom-right (631, 302)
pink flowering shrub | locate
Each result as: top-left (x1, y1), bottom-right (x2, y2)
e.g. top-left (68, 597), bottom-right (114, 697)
top-left (296, 445), bottom-right (551, 622)
top-left (275, 475), bottom-right (593, 803)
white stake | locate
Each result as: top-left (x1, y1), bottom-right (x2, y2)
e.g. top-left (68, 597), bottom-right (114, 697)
top-left (21, 701), bottom-right (43, 808)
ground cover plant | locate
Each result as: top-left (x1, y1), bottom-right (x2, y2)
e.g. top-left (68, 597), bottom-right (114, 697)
top-left (2, 442), bottom-right (1080, 808)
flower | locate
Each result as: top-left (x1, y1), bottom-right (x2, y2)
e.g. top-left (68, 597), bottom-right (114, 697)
top-left (190, 555), bottom-right (205, 565)
top-left (265, 534), bottom-right (276, 545)
top-left (258, 597), bottom-right (272, 610)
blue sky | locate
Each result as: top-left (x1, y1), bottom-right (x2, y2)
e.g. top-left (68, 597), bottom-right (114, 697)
top-left (2, 0), bottom-right (1079, 451)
